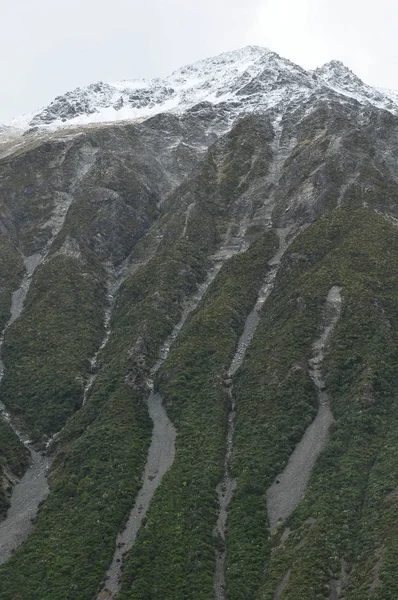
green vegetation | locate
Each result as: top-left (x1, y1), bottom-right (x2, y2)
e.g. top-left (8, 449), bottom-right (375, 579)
top-left (118, 231), bottom-right (278, 600)
top-left (2, 107), bottom-right (398, 600)
top-left (0, 142), bottom-right (69, 254)
top-left (0, 381), bottom-right (151, 600)
top-left (2, 203), bottom-right (398, 600)
top-left (221, 207), bottom-right (398, 600)
top-left (0, 420), bottom-right (30, 520)
top-left (0, 200), bottom-right (228, 599)
top-left (0, 237), bottom-right (24, 331)
top-left (345, 414), bottom-right (398, 600)
top-left (191, 114), bottom-right (273, 213)
top-left (0, 238), bottom-right (29, 520)
top-left (0, 255), bottom-right (105, 441)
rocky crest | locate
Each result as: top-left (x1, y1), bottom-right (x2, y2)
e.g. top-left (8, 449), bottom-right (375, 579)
top-left (5, 45), bottom-right (398, 133)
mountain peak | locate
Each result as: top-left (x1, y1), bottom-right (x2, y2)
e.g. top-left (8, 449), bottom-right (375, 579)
top-left (5, 47), bottom-right (398, 133)
top-left (313, 59), bottom-right (398, 111)
top-left (315, 59), bottom-right (364, 85)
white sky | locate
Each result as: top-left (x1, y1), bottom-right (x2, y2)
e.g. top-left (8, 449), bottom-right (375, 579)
top-left (2, 0), bottom-right (398, 122)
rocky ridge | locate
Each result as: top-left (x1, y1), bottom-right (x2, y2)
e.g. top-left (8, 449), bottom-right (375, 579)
top-left (5, 45), bottom-right (398, 134)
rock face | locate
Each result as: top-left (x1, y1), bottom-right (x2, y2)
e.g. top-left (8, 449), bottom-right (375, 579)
top-left (0, 47), bottom-right (398, 600)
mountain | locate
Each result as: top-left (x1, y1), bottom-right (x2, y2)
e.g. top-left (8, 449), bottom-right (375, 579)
top-left (0, 46), bottom-right (398, 600)
top-left (7, 45), bottom-right (398, 134)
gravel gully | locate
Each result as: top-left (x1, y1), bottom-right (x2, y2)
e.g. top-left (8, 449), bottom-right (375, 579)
top-left (0, 149), bottom-right (100, 565)
top-left (99, 233), bottom-right (250, 599)
top-left (0, 254), bottom-right (49, 566)
top-left (266, 286), bottom-right (342, 533)
top-left (214, 228), bottom-right (292, 600)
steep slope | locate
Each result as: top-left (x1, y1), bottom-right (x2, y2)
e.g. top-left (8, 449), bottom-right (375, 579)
top-left (0, 46), bottom-right (398, 600)
top-left (252, 208), bottom-right (398, 600)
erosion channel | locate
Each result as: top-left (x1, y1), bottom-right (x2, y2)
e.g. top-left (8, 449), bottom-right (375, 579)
top-left (266, 285), bottom-right (342, 533)
top-left (0, 254), bottom-right (50, 566)
top-left (213, 228), bottom-right (291, 600)
top-left (99, 240), bottom-right (245, 598)
top-left (0, 258), bottom-right (125, 564)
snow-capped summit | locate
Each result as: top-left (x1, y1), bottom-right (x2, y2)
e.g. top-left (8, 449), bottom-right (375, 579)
top-left (313, 60), bottom-right (398, 112)
top-left (314, 60), bottom-right (364, 90)
top-left (6, 46), bottom-right (398, 134)
top-left (165, 45), bottom-right (309, 95)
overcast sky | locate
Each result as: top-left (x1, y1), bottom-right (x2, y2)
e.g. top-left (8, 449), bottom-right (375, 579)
top-left (2, 0), bottom-right (398, 122)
